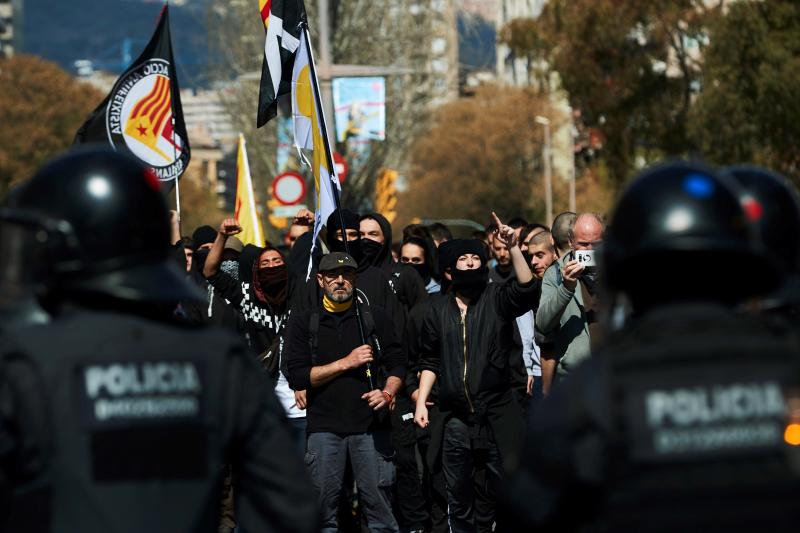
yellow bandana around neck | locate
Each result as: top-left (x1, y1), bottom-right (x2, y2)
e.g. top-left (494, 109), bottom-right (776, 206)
top-left (323, 294), bottom-right (353, 313)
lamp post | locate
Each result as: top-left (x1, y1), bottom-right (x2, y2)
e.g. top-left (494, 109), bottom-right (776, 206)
top-left (535, 116), bottom-right (553, 226)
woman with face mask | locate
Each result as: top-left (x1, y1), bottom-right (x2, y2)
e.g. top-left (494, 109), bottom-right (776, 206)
top-left (203, 218), bottom-right (306, 451)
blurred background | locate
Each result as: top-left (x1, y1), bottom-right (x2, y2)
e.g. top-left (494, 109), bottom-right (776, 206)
top-left (1, 0), bottom-right (797, 240)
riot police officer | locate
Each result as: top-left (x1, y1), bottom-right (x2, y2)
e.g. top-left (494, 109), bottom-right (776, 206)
top-left (725, 165), bottom-right (800, 319)
top-left (0, 148), bottom-right (318, 532)
top-left (505, 161), bottom-right (800, 532)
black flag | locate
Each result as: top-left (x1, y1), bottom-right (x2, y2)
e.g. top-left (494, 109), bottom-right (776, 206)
top-left (256, 0), bottom-right (306, 127)
top-left (74, 5), bottom-right (190, 192)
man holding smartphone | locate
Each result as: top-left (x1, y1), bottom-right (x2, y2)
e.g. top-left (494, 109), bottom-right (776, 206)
top-left (536, 213), bottom-right (604, 384)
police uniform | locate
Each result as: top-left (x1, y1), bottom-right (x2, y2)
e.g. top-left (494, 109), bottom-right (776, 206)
top-left (0, 148), bottom-right (317, 533)
top-left (508, 162), bottom-right (800, 532)
top-left (0, 309), bottom-right (316, 533)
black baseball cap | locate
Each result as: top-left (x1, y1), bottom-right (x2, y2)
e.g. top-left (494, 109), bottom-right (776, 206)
top-left (319, 252), bottom-right (358, 272)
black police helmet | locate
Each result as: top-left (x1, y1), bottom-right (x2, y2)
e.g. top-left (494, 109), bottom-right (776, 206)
top-left (602, 161), bottom-right (779, 306)
top-left (724, 165), bottom-right (800, 275)
top-left (5, 147), bottom-right (203, 303)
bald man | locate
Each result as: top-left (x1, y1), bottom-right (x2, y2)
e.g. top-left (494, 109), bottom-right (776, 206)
top-left (536, 213), bottom-right (604, 385)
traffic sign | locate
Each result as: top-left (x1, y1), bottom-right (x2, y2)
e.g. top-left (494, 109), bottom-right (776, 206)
top-left (272, 171), bottom-right (306, 206)
top-left (333, 152), bottom-right (348, 183)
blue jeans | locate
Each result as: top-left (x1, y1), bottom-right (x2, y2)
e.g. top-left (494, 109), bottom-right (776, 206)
top-left (306, 431), bottom-right (399, 533)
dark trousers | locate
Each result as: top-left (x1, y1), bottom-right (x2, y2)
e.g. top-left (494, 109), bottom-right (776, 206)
top-left (306, 431), bottom-right (399, 533)
top-left (391, 396), bottom-right (428, 531)
top-left (442, 417), bottom-right (502, 533)
top-left (288, 417), bottom-right (307, 457)
top-left (417, 409), bottom-right (448, 533)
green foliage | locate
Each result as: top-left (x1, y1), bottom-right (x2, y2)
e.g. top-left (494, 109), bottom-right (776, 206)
top-left (499, 1), bottom-right (711, 187)
top-left (689, 0), bottom-right (800, 184)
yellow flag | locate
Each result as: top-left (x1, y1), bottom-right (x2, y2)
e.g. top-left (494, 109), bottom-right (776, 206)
top-left (234, 133), bottom-right (266, 247)
top-left (291, 28), bottom-right (340, 276)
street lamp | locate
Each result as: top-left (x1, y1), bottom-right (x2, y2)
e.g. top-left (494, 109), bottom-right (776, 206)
top-left (535, 116), bottom-right (553, 226)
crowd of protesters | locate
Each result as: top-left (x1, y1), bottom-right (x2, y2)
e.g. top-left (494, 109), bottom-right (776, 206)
top-left (3, 145), bottom-right (800, 532)
top-left (172, 203), bottom-right (596, 533)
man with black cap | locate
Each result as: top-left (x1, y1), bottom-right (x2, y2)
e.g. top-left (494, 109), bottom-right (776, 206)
top-left (413, 213), bottom-right (538, 533)
top-left (0, 148), bottom-right (317, 532)
top-left (507, 161), bottom-right (800, 531)
top-left (289, 208), bottom-right (406, 339)
top-left (285, 251), bottom-right (406, 533)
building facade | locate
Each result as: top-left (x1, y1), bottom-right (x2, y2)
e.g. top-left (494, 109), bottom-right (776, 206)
top-left (0, 0), bottom-right (19, 59)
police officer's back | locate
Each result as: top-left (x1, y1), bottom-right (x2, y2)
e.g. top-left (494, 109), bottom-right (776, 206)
top-left (0, 149), bottom-right (317, 533)
top-left (509, 162), bottom-right (800, 532)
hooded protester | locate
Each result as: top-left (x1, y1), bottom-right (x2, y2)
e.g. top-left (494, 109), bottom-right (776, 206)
top-left (413, 213), bottom-right (539, 533)
top-left (203, 218), bottom-right (290, 359)
top-left (204, 218), bottom-right (307, 432)
top-left (401, 236), bottom-right (442, 295)
top-left (360, 213), bottom-right (428, 310)
top-left (178, 227), bottom-right (243, 333)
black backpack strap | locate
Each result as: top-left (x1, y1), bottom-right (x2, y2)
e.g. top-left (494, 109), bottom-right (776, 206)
top-left (308, 310), bottom-right (320, 365)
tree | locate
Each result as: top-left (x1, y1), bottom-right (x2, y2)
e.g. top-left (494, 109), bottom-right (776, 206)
top-left (689, 0), bottom-right (800, 184)
top-left (499, 1), bottom-right (714, 188)
top-left (0, 55), bottom-right (104, 196)
top-left (398, 85), bottom-right (562, 226)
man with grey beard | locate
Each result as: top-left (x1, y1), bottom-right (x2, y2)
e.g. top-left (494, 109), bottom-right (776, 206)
top-left (285, 252), bottom-right (406, 533)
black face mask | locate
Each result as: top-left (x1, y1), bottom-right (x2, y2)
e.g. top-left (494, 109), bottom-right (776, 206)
top-left (450, 266), bottom-right (489, 299)
top-left (408, 262), bottom-right (431, 283)
top-left (330, 237), bottom-right (362, 263)
top-left (360, 238), bottom-right (383, 266)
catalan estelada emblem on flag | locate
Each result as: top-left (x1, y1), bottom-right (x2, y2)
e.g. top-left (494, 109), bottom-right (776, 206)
top-left (74, 6), bottom-right (190, 191)
top-left (119, 65), bottom-right (184, 166)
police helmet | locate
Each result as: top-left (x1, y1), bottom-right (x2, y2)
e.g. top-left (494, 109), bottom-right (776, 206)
top-left (3, 147), bottom-right (203, 303)
top-left (602, 161), bottom-right (779, 305)
top-left (724, 165), bottom-right (800, 275)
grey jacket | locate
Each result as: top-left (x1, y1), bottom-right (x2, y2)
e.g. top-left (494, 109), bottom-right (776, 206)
top-left (535, 254), bottom-right (592, 375)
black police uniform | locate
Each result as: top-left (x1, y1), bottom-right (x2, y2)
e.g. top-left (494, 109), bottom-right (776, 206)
top-left (0, 308), bottom-right (316, 533)
top-left (0, 148), bottom-right (317, 533)
top-left (512, 304), bottom-right (800, 532)
top-left (508, 162), bottom-right (800, 532)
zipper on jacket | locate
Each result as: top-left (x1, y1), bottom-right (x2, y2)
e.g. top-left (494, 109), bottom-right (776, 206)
top-left (461, 311), bottom-right (474, 413)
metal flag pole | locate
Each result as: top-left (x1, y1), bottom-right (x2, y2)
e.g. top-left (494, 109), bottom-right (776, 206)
top-left (303, 21), bottom-right (376, 391)
top-left (164, 0), bottom-right (181, 233)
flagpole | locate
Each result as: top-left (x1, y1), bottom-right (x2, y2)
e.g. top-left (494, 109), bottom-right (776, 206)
top-left (303, 22), bottom-right (376, 391)
top-left (172, 114), bottom-right (181, 227)
top-left (302, 23), bottom-right (346, 235)
top-left (163, 0), bottom-right (181, 232)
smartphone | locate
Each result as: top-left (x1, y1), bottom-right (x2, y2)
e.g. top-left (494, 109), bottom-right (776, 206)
top-left (574, 250), bottom-right (596, 267)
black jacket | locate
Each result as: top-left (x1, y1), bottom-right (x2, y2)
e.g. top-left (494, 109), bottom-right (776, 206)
top-left (511, 303), bottom-right (800, 532)
top-left (419, 278), bottom-right (538, 415)
top-left (419, 278), bottom-right (537, 473)
top-left (0, 305), bottom-right (317, 533)
top-left (285, 303), bottom-right (405, 434)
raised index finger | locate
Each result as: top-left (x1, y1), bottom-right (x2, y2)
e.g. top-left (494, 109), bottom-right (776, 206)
top-left (491, 211), bottom-right (504, 230)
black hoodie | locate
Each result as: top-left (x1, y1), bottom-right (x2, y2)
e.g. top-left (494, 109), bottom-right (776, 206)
top-left (360, 213), bottom-right (428, 311)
